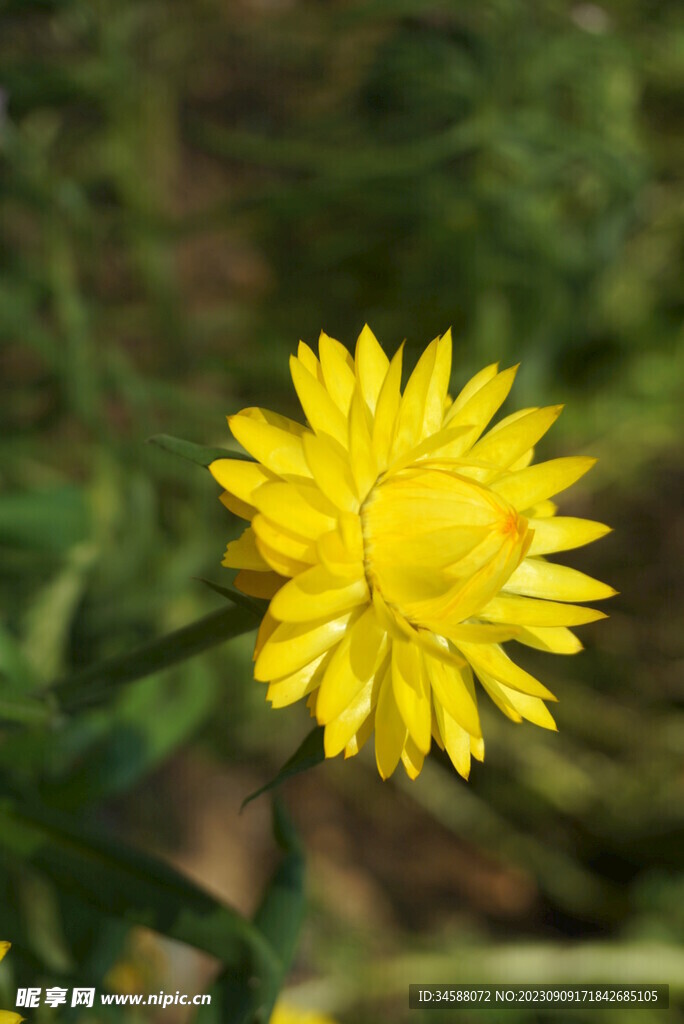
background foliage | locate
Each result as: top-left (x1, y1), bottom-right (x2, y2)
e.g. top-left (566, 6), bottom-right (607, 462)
top-left (0, 0), bottom-right (682, 1020)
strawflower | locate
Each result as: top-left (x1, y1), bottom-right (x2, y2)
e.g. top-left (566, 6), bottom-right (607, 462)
top-left (0, 944), bottom-right (22, 1024)
top-left (211, 327), bottom-right (614, 780)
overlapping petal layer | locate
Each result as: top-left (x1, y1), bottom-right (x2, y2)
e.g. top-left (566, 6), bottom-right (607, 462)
top-left (211, 326), bottom-right (613, 780)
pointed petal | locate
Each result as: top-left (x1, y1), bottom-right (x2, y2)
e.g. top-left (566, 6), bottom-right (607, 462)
top-left (254, 610), bottom-right (356, 681)
top-left (480, 593), bottom-right (607, 626)
top-left (401, 734), bottom-right (426, 780)
top-left (229, 408), bottom-right (311, 477)
top-left (490, 456), bottom-right (597, 510)
top-left (375, 665), bottom-right (407, 780)
top-left (504, 558), bottom-right (616, 602)
top-left (516, 625), bottom-right (583, 654)
top-left (303, 433), bottom-right (359, 512)
top-left (319, 332), bottom-right (356, 414)
top-left (458, 641), bottom-right (557, 701)
top-left (266, 652), bottom-right (330, 707)
top-left (433, 698), bottom-right (471, 779)
top-left (425, 653), bottom-right (481, 736)
top-left (444, 365), bottom-right (518, 441)
top-left (290, 355), bottom-right (350, 447)
top-left (297, 339), bottom-right (325, 382)
top-left (372, 343), bottom-right (404, 470)
top-left (355, 324), bottom-right (390, 413)
top-left (316, 606), bottom-right (388, 723)
top-left (391, 640), bottom-right (432, 754)
top-left (469, 405), bottom-right (563, 468)
top-left (528, 516), bottom-right (612, 555)
top-left (324, 673), bottom-right (379, 757)
top-left (448, 362), bottom-right (499, 416)
top-left (348, 389), bottom-right (379, 501)
top-left (269, 564), bottom-right (368, 623)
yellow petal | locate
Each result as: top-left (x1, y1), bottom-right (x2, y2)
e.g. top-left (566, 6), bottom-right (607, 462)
top-left (390, 334), bottom-right (449, 458)
top-left (490, 456), bottom-right (597, 510)
top-left (516, 625), bottom-right (583, 655)
top-left (222, 527), bottom-right (270, 570)
top-left (324, 674), bottom-right (379, 757)
top-left (480, 593), bottom-right (606, 626)
top-left (355, 324), bottom-right (390, 412)
top-left (344, 713), bottom-right (374, 759)
top-left (527, 516), bottom-right (612, 556)
top-left (391, 640), bottom-right (431, 754)
top-left (433, 699), bottom-right (471, 779)
top-left (401, 734), bottom-right (426, 780)
top-left (0, 1013), bottom-right (24, 1024)
top-left (297, 339), bottom-right (325, 382)
top-left (348, 389), bottom-right (379, 501)
top-left (458, 641), bottom-right (557, 701)
top-left (234, 569), bottom-right (285, 599)
top-left (219, 490), bottom-right (255, 520)
top-left (471, 734), bottom-right (485, 761)
top-left (443, 622), bottom-right (521, 644)
top-left (443, 364), bottom-right (518, 439)
top-left (375, 666), bottom-right (407, 780)
top-left (251, 481), bottom-right (337, 540)
top-left (0, 942), bottom-right (9, 962)
top-left (290, 355), bottom-right (350, 447)
top-left (252, 514), bottom-right (316, 565)
top-left (371, 343), bottom-right (404, 470)
top-left (389, 423), bottom-right (478, 472)
top-left (269, 564), bottom-right (368, 623)
top-left (317, 527), bottom-right (365, 579)
top-left (209, 459), bottom-right (275, 506)
top-left (266, 652), bottom-right (329, 707)
top-left (482, 675), bottom-right (557, 731)
top-left (303, 434), bottom-right (359, 512)
top-left (316, 606), bottom-right (388, 723)
top-left (469, 405), bottom-right (563, 468)
top-left (425, 653), bottom-right (481, 737)
top-left (447, 361), bottom-right (499, 417)
top-left (504, 557), bottom-right (616, 602)
top-left (318, 332), bottom-right (356, 414)
top-left (229, 408), bottom-right (311, 477)
top-left (254, 610), bottom-right (356, 681)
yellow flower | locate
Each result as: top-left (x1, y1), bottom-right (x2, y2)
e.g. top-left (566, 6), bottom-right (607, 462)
top-left (271, 1004), bottom-right (336, 1024)
top-left (0, 943), bottom-right (23, 1024)
top-left (211, 327), bottom-right (614, 780)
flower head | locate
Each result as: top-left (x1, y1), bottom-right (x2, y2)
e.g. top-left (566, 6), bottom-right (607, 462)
top-left (0, 943), bottom-right (23, 1024)
top-left (211, 327), bottom-right (614, 780)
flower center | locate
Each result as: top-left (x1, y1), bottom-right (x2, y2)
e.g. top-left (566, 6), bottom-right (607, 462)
top-left (360, 466), bottom-right (529, 629)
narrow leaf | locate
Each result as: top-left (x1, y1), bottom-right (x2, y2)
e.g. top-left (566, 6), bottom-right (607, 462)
top-left (52, 604), bottom-right (260, 712)
top-left (0, 798), bottom-right (279, 978)
top-left (242, 727), bottom-right (325, 810)
top-left (148, 434), bottom-right (253, 467)
top-left (195, 578), bottom-right (269, 618)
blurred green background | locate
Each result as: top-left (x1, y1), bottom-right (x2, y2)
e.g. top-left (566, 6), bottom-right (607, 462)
top-left (0, 0), bottom-right (683, 1021)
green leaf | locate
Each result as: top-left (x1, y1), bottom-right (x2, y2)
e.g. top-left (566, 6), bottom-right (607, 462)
top-left (52, 604), bottom-right (260, 712)
top-left (195, 577), bottom-right (269, 617)
top-left (0, 796), bottom-right (279, 978)
top-left (197, 800), bottom-right (305, 1024)
top-left (148, 433), bottom-right (253, 467)
top-left (242, 727), bottom-right (325, 810)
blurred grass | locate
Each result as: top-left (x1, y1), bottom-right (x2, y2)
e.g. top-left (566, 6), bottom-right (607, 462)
top-left (0, 0), bottom-right (683, 1021)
